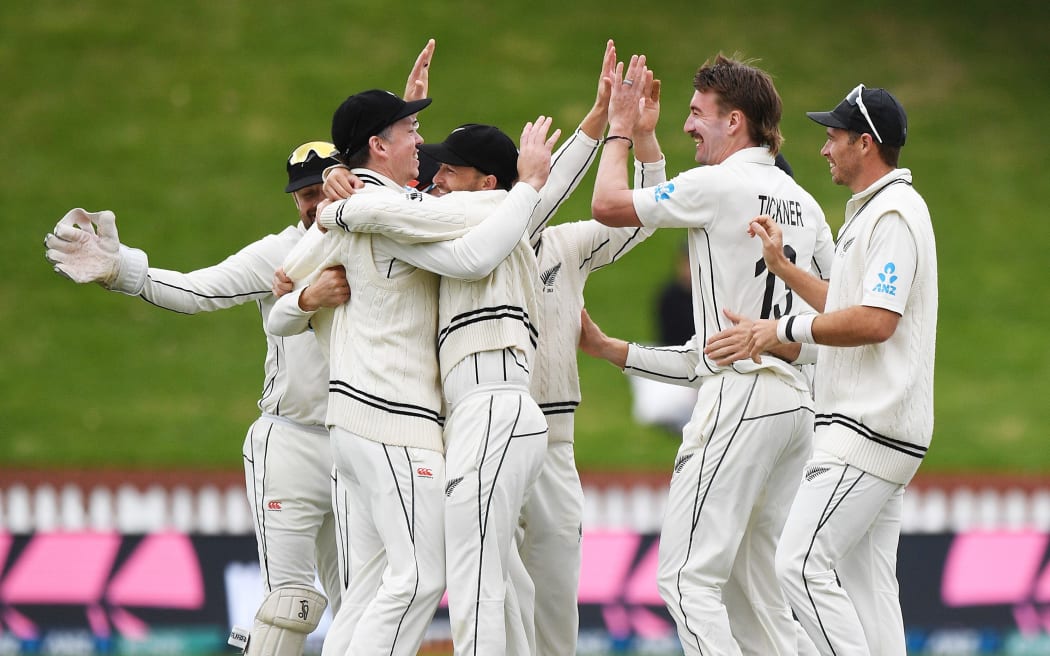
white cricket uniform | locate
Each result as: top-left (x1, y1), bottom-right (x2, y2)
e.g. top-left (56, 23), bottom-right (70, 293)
top-left (270, 170), bottom-right (540, 656)
top-left (624, 335), bottom-right (822, 656)
top-left (775, 169), bottom-right (937, 656)
top-left (112, 226), bottom-right (341, 640)
top-left (519, 149), bottom-right (661, 656)
top-left (631, 147), bottom-right (834, 656)
top-left (438, 242), bottom-right (548, 656)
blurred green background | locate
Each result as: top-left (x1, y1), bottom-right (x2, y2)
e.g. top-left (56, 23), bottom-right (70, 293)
top-left (3, 0), bottom-right (1048, 474)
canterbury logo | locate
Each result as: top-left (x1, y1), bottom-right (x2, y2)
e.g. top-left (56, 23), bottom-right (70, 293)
top-left (805, 466), bottom-right (830, 482)
top-left (267, 500), bottom-right (282, 511)
top-left (445, 476), bottom-right (464, 497)
top-left (673, 454), bottom-right (693, 474)
top-left (540, 263), bottom-right (562, 291)
top-left (416, 467), bottom-right (433, 478)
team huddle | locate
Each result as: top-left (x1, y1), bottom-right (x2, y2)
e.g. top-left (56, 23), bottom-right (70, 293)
top-left (44, 37), bottom-right (936, 656)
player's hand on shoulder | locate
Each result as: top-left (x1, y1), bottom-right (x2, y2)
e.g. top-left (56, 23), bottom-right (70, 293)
top-left (323, 166), bottom-right (363, 202)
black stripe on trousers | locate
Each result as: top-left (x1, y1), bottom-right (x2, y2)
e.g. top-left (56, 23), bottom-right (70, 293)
top-left (801, 465), bottom-right (866, 656)
top-left (244, 421), bottom-right (275, 591)
top-left (470, 394), bottom-right (524, 656)
top-left (672, 377), bottom-right (748, 654)
top-left (332, 468), bottom-right (351, 590)
top-left (382, 445), bottom-right (421, 655)
top-left (671, 377), bottom-right (811, 654)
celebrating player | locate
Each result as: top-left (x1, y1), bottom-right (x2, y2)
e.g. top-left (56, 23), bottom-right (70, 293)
top-left (268, 85), bottom-right (559, 655)
top-left (588, 53), bottom-right (834, 655)
top-left (715, 84), bottom-right (937, 656)
top-left (44, 141), bottom-right (346, 656)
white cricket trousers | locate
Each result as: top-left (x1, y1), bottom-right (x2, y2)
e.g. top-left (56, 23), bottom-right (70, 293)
top-left (321, 428), bottom-right (446, 656)
top-left (657, 371), bottom-right (814, 656)
top-left (517, 441), bottom-right (584, 656)
top-left (443, 350), bottom-right (548, 656)
top-left (775, 451), bottom-right (906, 656)
top-left (242, 415), bottom-right (340, 609)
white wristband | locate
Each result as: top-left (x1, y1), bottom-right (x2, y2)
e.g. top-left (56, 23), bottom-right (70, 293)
top-left (777, 314), bottom-right (816, 344)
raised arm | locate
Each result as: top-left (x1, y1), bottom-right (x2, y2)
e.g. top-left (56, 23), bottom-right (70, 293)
top-left (379, 116), bottom-right (559, 280)
top-left (45, 208), bottom-right (281, 314)
top-left (404, 38), bottom-right (435, 102)
top-left (591, 55), bottom-right (651, 227)
top-left (526, 40), bottom-right (615, 247)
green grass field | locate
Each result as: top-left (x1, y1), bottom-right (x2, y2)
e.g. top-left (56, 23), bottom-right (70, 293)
top-left (2, 0), bottom-right (1049, 476)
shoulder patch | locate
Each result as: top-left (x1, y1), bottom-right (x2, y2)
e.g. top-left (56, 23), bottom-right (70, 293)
top-left (872, 262), bottom-right (898, 296)
top-left (653, 182), bottom-right (676, 202)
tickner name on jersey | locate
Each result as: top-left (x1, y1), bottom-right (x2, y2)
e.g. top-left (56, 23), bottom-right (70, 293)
top-left (757, 194), bottom-right (804, 227)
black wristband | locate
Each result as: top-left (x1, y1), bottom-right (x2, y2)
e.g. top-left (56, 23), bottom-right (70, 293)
top-left (603, 135), bottom-right (634, 149)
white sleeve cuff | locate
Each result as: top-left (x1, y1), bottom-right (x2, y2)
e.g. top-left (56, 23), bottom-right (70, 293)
top-left (109, 245), bottom-right (148, 295)
top-left (572, 127), bottom-right (600, 149)
top-left (794, 341), bottom-right (819, 365)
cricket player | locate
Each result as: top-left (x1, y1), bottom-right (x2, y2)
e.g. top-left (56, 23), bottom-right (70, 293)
top-left (588, 53), bottom-right (834, 655)
top-left (517, 42), bottom-right (660, 656)
top-left (412, 123), bottom-right (551, 655)
top-left (314, 40), bottom-right (632, 655)
top-left (43, 142), bottom-right (347, 656)
top-left (719, 84), bottom-right (937, 656)
top-left (267, 88), bottom-right (558, 656)
top-left (315, 114), bottom-right (599, 653)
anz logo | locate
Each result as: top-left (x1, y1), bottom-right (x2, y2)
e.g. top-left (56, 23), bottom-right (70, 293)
top-left (653, 182), bottom-right (675, 202)
top-left (873, 262), bottom-right (898, 296)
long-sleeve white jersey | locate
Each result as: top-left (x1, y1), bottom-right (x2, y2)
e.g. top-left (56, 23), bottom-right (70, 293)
top-left (269, 170), bottom-right (541, 451)
top-left (527, 156), bottom-right (664, 443)
top-left (115, 223), bottom-right (328, 427)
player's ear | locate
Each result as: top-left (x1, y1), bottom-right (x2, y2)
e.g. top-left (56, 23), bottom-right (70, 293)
top-left (727, 109), bottom-right (744, 134)
top-left (480, 174), bottom-right (498, 191)
top-left (369, 135), bottom-right (387, 156)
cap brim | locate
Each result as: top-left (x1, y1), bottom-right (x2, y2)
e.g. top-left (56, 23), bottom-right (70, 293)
top-left (285, 173), bottom-right (324, 193)
top-left (392, 97), bottom-right (432, 123)
top-left (806, 110), bottom-right (850, 130)
top-left (418, 142), bottom-right (472, 168)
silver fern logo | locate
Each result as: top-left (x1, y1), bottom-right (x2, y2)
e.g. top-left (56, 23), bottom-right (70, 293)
top-left (445, 476), bottom-right (464, 497)
top-left (540, 263), bottom-right (562, 293)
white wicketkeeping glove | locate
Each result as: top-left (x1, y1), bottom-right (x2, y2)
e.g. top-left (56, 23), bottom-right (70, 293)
top-left (44, 208), bottom-right (148, 294)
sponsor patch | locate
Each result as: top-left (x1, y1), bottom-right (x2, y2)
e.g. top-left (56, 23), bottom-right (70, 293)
top-left (267, 500), bottom-right (282, 511)
top-left (653, 182), bottom-right (675, 202)
top-left (416, 467), bottom-right (433, 478)
top-left (872, 262), bottom-right (898, 296)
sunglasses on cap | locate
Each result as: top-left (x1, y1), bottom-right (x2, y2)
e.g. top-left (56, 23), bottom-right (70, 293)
top-left (289, 141), bottom-right (338, 166)
top-left (845, 84), bottom-right (883, 144)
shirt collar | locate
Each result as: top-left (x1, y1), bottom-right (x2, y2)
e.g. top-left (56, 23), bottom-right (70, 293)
top-left (851, 168), bottom-right (913, 203)
top-left (722, 146), bottom-right (776, 167)
top-left (350, 168), bottom-right (411, 191)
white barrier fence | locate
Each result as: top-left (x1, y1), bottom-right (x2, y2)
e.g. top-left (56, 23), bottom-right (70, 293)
top-left (2, 480), bottom-right (1049, 535)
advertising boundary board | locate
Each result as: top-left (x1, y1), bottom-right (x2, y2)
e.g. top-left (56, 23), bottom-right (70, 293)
top-left (1, 530), bottom-right (1049, 655)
